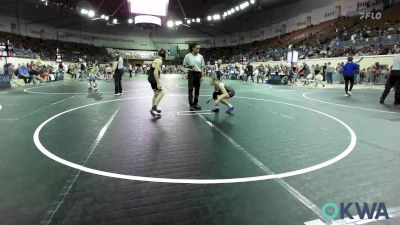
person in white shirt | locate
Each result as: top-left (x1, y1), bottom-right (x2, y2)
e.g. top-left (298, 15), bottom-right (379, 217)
top-left (183, 43), bottom-right (205, 111)
top-left (380, 54), bottom-right (400, 105)
top-left (105, 63), bottom-right (112, 81)
top-left (128, 64), bottom-right (133, 78)
top-left (314, 70), bottom-right (325, 88)
top-left (113, 51), bottom-right (124, 96)
top-left (326, 62), bottom-right (335, 84)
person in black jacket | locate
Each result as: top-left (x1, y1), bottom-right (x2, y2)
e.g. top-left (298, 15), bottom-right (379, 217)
top-left (245, 62), bottom-right (254, 82)
top-left (380, 54), bottom-right (400, 105)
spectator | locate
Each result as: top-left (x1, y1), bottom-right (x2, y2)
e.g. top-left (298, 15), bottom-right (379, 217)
top-left (245, 62), bottom-right (254, 82)
top-left (359, 68), bottom-right (366, 84)
top-left (342, 57), bottom-right (360, 97)
top-left (326, 62), bottom-right (335, 84)
top-left (372, 62), bottom-right (381, 83)
top-left (17, 65), bottom-right (32, 84)
top-left (128, 64), bottom-right (133, 78)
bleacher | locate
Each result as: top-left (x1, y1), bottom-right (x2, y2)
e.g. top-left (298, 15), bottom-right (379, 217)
top-left (199, 3), bottom-right (400, 63)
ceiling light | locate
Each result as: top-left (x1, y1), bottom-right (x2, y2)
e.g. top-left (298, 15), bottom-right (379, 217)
top-left (128, 18), bottom-right (133, 24)
top-left (250, 0), bottom-right (255, 4)
top-left (196, 18), bottom-right (201, 23)
top-left (80, 9), bottom-right (87, 14)
top-left (113, 18), bottom-right (118, 24)
top-left (231, 8), bottom-right (235, 13)
top-left (88, 10), bottom-right (95, 18)
top-left (186, 19), bottom-right (191, 24)
top-left (235, 6), bottom-right (240, 11)
top-left (192, 19), bottom-right (195, 22)
top-left (167, 20), bottom-right (174, 27)
top-left (212, 14), bottom-right (221, 20)
top-left (100, 15), bottom-right (105, 19)
top-left (105, 16), bottom-right (109, 21)
top-left (240, 2), bottom-right (250, 10)
top-left (207, 16), bottom-right (212, 21)
top-left (134, 15), bottom-right (162, 26)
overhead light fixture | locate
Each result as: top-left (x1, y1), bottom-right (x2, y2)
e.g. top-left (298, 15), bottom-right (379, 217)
top-left (231, 8), bottom-right (235, 13)
top-left (196, 18), bottom-right (201, 23)
top-left (100, 15), bottom-right (105, 19)
top-left (167, 20), bottom-right (174, 28)
top-left (186, 19), bottom-right (191, 24)
top-left (207, 16), bottom-right (212, 21)
top-left (128, 18), bottom-right (133, 24)
top-left (192, 19), bottom-right (195, 22)
top-left (235, 6), bottom-right (240, 11)
top-left (80, 9), bottom-right (87, 14)
top-left (250, 0), bottom-right (255, 4)
top-left (240, 2), bottom-right (250, 10)
top-left (105, 16), bottom-right (109, 21)
top-left (175, 20), bottom-right (182, 26)
top-left (113, 18), bottom-right (118, 24)
top-left (212, 14), bottom-right (221, 20)
top-left (134, 15), bottom-right (162, 26)
top-left (88, 10), bottom-right (95, 18)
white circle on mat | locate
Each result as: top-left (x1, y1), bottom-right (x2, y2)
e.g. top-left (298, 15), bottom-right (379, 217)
top-left (33, 95), bottom-right (357, 184)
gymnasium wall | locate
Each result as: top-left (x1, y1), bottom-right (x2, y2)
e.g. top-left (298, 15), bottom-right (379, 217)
top-left (247, 55), bottom-right (396, 70)
top-left (1, 54), bottom-right (396, 74)
top-left (0, 0), bottom-right (389, 50)
top-left (214, 0), bottom-right (385, 47)
top-left (0, 15), bottom-right (212, 51)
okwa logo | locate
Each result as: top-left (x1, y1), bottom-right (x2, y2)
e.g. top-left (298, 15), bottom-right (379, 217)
top-left (321, 202), bottom-right (389, 220)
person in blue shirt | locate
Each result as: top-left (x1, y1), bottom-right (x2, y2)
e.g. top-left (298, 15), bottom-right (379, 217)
top-left (17, 65), bottom-right (32, 84)
top-left (341, 57), bottom-right (360, 97)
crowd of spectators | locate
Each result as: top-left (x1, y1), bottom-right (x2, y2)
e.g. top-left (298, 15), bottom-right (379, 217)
top-left (193, 3), bottom-right (400, 64)
top-left (0, 31), bottom-right (110, 63)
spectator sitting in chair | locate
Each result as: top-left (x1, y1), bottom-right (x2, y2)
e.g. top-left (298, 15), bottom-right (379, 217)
top-left (28, 64), bottom-right (41, 84)
top-left (17, 65), bottom-right (33, 84)
top-left (39, 65), bottom-right (50, 82)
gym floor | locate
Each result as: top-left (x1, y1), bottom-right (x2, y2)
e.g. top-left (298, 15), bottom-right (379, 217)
top-left (1, 75), bottom-right (399, 225)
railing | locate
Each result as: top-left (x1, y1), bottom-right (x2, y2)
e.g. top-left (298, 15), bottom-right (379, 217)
top-left (337, 34), bottom-right (400, 49)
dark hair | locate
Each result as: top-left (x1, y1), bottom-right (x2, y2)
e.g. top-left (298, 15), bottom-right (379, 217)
top-left (189, 43), bottom-right (199, 52)
top-left (158, 49), bottom-right (167, 58)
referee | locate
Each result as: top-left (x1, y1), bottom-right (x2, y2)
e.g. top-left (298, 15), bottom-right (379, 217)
top-left (183, 43), bottom-right (205, 111)
top-left (113, 50), bottom-right (124, 96)
top-left (380, 54), bottom-right (400, 105)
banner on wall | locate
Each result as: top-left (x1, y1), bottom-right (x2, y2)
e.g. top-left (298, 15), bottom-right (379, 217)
top-left (346, 0), bottom-right (384, 16)
top-left (121, 50), bottom-right (158, 60)
top-left (357, 0), bottom-right (384, 10)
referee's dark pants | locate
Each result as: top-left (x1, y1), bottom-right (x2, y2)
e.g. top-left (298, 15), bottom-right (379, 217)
top-left (216, 71), bottom-right (222, 81)
top-left (114, 68), bottom-right (123, 94)
top-left (188, 71), bottom-right (202, 106)
top-left (381, 71), bottom-right (400, 104)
